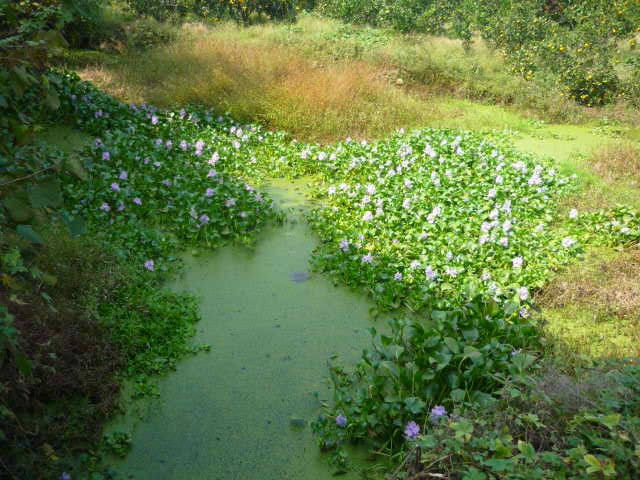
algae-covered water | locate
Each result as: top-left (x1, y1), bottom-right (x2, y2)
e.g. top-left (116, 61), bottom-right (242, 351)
top-left (107, 180), bottom-right (374, 479)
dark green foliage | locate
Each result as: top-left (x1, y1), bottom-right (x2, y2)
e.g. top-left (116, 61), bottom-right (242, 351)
top-left (311, 298), bottom-right (539, 464)
top-left (123, 0), bottom-right (298, 24)
top-left (396, 363), bottom-right (640, 479)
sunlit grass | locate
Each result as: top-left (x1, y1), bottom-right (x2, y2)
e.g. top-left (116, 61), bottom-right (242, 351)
top-left (536, 246), bottom-right (640, 363)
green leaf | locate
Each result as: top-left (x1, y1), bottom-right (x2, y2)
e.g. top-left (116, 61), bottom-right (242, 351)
top-left (2, 193), bottom-right (33, 223)
top-left (13, 352), bottom-right (32, 376)
top-left (444, 336), bottom-right (460, 354)
top-left (16, 224), bottom-right (43, 244)
top-left (404, 396), bottom-right (425, 415)
top-left (503, 301), bottom-right (519, 315)
top-left (450, 388), bottom-right (465, 402)
top-left (28, 178), bottom-right (63, 208)
top-left (599, 413), bottom-right (621, 430)
top-left (584, 454), bottom-right (602, 473)
top-left (451, 418), bottom-right (474, 441)
top-left (63, 214), bottom-right (86, 237)
top-left (44, 90), bottom-right (60, 111)
top-left (517, 440), bottom-right (536, 462)
top-left (462, 327), bottom-right (479, 341)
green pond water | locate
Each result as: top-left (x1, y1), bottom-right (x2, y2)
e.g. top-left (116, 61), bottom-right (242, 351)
top-left (107, 179), bottom-right (375, 479)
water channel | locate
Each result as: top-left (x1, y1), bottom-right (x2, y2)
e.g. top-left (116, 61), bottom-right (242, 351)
top-left (107, 179), bottom-right (375, 479)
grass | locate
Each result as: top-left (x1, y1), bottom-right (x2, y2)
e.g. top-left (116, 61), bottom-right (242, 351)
top-left (69, 14), bottom-right (640, 144)
top-left (535, 246), bottom-right (640, 362)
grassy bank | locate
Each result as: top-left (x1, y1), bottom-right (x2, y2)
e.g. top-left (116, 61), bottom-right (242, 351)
top-left (70, 14), bottom-right (640, 144)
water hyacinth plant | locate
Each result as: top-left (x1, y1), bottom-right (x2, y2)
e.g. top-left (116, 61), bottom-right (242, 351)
top-left (305, 129), bottom-right (581, 312)
top-left (57, 73), bottom-right (284, 267)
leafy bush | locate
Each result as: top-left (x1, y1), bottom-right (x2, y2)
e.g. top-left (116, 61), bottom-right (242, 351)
top-left (311, 298), bottom-right (539, 470)
top-left (124, 0), bottom-right (298, 24)
top-left (397, 363), bottom-right (640, 479)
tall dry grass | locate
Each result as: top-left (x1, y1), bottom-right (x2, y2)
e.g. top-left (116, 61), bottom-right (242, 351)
top-left (78, 27), bottom-right (438, 142)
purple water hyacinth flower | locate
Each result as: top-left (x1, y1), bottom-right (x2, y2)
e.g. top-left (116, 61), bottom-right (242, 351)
top-left (336, 414), bottom-right (347, 427)
top-left (100, 202), bottom-right (110, 212)
top-left (166, 140), bottom-right (173, 149)
top-left (518, 286), bottom-right (529, 301)
top-left (225, 197), bottom-right (237, 207)
top-left (155, 138), bottom-right (162, 146)
top-left (151, 115), bottom-right (159, 125)
top-left (180, 140), bottom-right (188, 151)
top-left (362, 211), bottom-right (373, 221)
top-left (569, 208), bottom-right (578, 219)
top-left (162, 179), bottom-right (171, 186)
top-left (144, 259), bottom-right (155, 271)
top-left (195, 140), bottom-right (205, 151)
top-left (179, 108), bottom-right (186, 118)
top-left (153, 161), bottom-right (161, 167)
top-left (244, 183), bottom-right (254, 191)
top-left (102, 151), bottom-right (110, 161)
top-left (209, 152), bottom-right (219, 164)
top-left (562, 237), bottom-right (575, 248)
top-left (431, 405), bottom-right (446, 418)
top-left (404, 421), bottom-right (420, 439)
top-left (394, 272), bottom-right (403, 281)
top-left (133, 197), bottom-right (142, 205)
top-left (512, 256), bottom-right (523, 268)
top-left (402, 198), bottom-right (411, 209)
top-left (207, 169), bottom-right (217, 177)
top-left (327, 185), bottom-right (337, 195)
top-left (499, 237), bottom-right (509, 247)
top-left (361, 253), bottom-right (373, 263)
top-left (425, 265), bottom-right (436, 280)
top-left (95, 109), bottom-right (102, 118)
top-left (199, 214), bottom-right (210, 225)
top-left (205, 188), bottom-right (215, 197)
top-left (119, 171), bottom-right (128, 180)
top-left (59, 473), bottom-right (71, 480)
top-left (111, 182), bottom-right (120, 191)
top-left (255, 193), bottom-right (263, 202)
top-left (339, 240), bottom-right (349, 252)
top-left (410, 260), bottom-right (420, 269)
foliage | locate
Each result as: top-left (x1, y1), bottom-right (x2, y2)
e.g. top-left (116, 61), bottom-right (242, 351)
top-left (397, 363), bottom-right (640, 479)
top-left (311, 300), bottom-right (539, 470)
top-left (0, 0), bottom-right (69, 151)
top-left (317, 0), bottom-right (640, 106)
top-left (124, 0), bottom-right (298, 24)
top-left (568, 206), bottom-right (640, 247)
top-left (304, 129), bottom-right (578, 312)
top-left (56, 72), bottom-right (280, 266)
